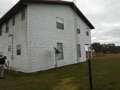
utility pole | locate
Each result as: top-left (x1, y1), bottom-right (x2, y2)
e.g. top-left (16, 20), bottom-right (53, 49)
top-left (86, 44), bottom-right (93, 90)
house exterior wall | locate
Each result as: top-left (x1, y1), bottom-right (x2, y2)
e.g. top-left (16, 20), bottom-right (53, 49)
top-left (0, 7), bottom-right (29, 72)
top-left (0, 3), bottom-right (92, 73)
top-left (28, 4), bottom-right (92, 72)
top-left (74, 12), bottom-right (91, 62)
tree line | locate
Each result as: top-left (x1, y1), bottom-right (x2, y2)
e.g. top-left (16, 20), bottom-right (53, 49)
top-left (92, 42), bottom-right (120, 54)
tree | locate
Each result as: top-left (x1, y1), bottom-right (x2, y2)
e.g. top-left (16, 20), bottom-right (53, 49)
top-left (92, 42), bottom-right (102, 53)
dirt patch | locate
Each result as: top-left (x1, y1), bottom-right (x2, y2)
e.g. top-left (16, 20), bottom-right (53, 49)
top-left (53, 78), bottom-right (78, 90)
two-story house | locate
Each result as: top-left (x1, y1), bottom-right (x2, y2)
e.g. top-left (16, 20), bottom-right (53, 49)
top-left (0, 0), bottom-right (94, 73)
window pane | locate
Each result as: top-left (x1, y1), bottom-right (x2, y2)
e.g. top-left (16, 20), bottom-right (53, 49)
top-left (77, 44), bottom-right (81, 57)
top-left (57, 22), bottom-right (64, 29)
top-left (57, 43), bottom-right (64, 60)
top-left (77, 25), bottom-right (80, 34)
top-left (12, 17), bottom-right (15, 26)
top-left (86, 31), bottom-right (89, 36)
top-left (56, 17), bottom-right (64, 30)
top-left (0, 26), bottom-right (2, 36)
top-left (17, 45), bottom-right (21, 55)
top-left (77, 29), bottom-right (80, 34)
top-left (6, 22), bottom-right (9, 33)
top-left (8, 45), bottom-right (11, 51)
top-left (22, 9), bottom-right (25, 20)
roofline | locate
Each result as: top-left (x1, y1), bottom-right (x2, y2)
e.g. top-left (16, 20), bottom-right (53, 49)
top-left (0, 1), bottom-right (27, 26)
top-left (0, 0), bottom-right (95, 29)
top-left (70, 2), bottom-right (94, 29)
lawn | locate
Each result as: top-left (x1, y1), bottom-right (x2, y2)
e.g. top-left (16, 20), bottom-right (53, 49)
top-left (0, 54), bottom-right (120, 90)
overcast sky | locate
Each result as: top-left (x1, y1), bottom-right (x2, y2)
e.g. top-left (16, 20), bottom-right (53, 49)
top-left (0, 0), bottom-right (120, 45)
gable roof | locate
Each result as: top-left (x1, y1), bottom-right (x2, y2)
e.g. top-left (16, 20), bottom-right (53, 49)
top-left (0, 0), bottom-right (95, 29)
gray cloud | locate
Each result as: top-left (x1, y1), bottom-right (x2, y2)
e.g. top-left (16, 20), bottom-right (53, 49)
top-left (0, 0), bottom-right (19, 18)
top-left (76, 0), bottom-right (120, 45)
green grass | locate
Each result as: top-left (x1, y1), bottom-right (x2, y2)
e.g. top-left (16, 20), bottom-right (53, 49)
top-left (0, 54), bottom-right (120, 90)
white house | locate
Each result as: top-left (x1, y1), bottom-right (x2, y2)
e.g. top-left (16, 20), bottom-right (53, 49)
top-left (0, 0), bottom-right (94, 73)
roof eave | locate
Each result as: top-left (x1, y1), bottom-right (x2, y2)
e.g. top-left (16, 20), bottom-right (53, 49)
top-left (70, 2), bottom-right (95, 29)
top-left (0, 1), bottom-right (27, 26)
top-left (0, 0), bottom-right (95, 29)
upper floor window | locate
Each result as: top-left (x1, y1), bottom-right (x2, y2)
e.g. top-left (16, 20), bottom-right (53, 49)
top-left (0, 26), bottom-right (2, 36)
top-left (57, 43), bottom-right (64, 60)
top-left (86, 31), bottom-right (89, 36)
top-left (6, 22), bottom-right (9, 33)
top-left (77, 25), bottom-right (80, 34)
top-left (56, 17), bottom-right (64, 30)
top-left (12, 17), bottom-right (15, 26)
top-left (21, 9), bottom-right (25, 21)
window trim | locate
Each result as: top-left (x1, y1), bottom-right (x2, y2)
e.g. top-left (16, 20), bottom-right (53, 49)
top-left (6, 21), bottom-right (9, 33)
top-left (12, 16), bottom-right (15, 26)
top-left (16, 44), bottom-right (21, 55)
top-left (8, 45), bottom-right (11, 51)
top-left (57, 43), bottom-right (64, 60)
top-left (86, 31), bottom-right (89, 36)
top-left (21, 9), bottom-right (25, 21)
top-left (0, 52), bottom-right (3, 57)
top-left (77, 25), bottom-right (80, 34)
top-left (77, 44), bottom-right (81, 58)
top-left (0, 26), bottom-right (2, 36)
top-left (56, 17), bottom-right (64, 30)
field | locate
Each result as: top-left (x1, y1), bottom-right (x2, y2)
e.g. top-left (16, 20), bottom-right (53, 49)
top-left (0, 54), bottom-right (120, 90)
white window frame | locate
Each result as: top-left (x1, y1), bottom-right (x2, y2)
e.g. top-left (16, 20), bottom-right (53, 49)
top-left (57, 43), bottom-right (64, 60)
top-left (56, 17), bottom-right (64, 30)
top-left (86, 31), bottom-right (89, 36)
top-left (16, 44), bottom-right (21, 55)
top-left (0, 26), bottom-right (2, 36)
top-left (77, 44), bottom-right (81, 57)
top-left (12, 16), bottom-right (15, 26)
top-left (6, 21), bottom-right (9, 33)
top-left (21, 9), bottom-right (25, 21)
top-left (77, 25), bottom-right (80, 34)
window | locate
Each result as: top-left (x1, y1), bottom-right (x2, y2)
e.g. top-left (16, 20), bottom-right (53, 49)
top-left (0, 52), bottom-right (3, 57)
top-left (57, 43), bottom-right (64, 60)
top-left (21, 9), bottom-right (25, 20)
top-left (6, 22), bottom-right (9, 33)
top-left (8, 45), bottom-right (11, 51)
top-left (16, 45), bottom-right (21, 55)
top-left (86, 31), bottom-right (89, 36)
top-left (77, 25), bottom-right (80, 34)
top-left (0, 26), bottom-right (2, 36)
top-left (56, 17), bottom-right (64, 30)
top-left (12, 17), bottom-right (15, 26)
top-left (77, 44), bottom-right (81, 57)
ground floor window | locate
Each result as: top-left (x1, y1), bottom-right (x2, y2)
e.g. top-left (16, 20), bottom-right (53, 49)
top-left (16, 44), bottom-right (21, 55)
top-left (77, 44), bottom-right (81, 57)
top-left (57, 43), bottom-right (64, 60)
top-left (0, 52), bottom-right (3, 57)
